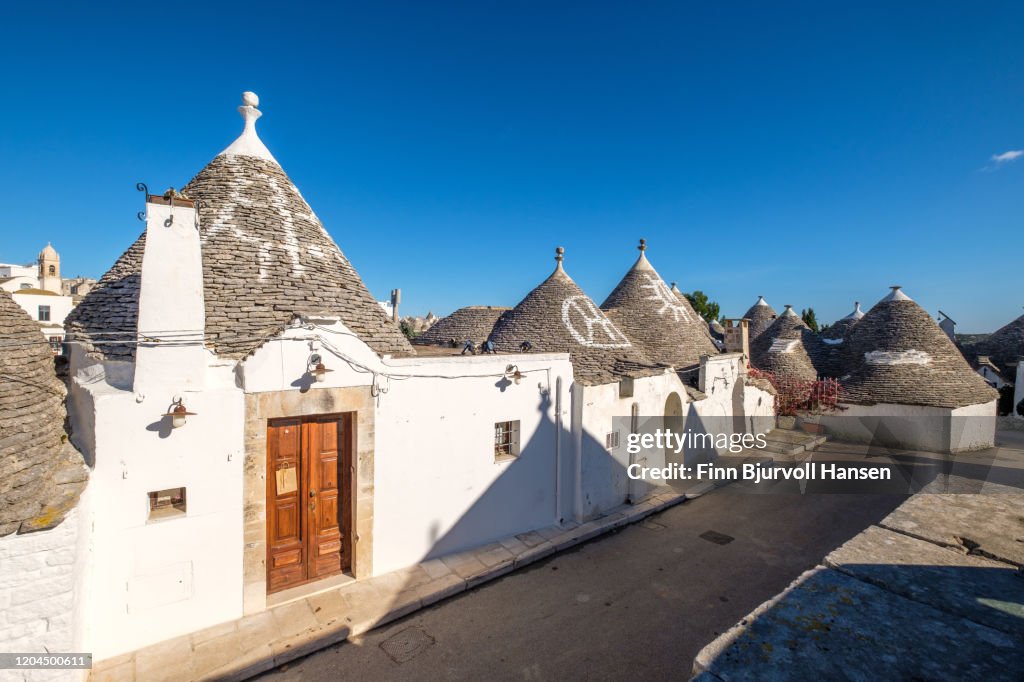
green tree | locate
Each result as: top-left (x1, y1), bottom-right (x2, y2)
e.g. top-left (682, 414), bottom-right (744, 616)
top-left (399, 319), bottom-right (419, 340)
top-left (801, 308), bottom-right (819, 332)
top-left (684, 290), bottom-right (721, 324)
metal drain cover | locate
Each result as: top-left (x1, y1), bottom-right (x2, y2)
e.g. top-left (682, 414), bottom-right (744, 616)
top-left (380, 626), bottom-right (436, 664)
top-left (700, 530), bottom-right (735, 545)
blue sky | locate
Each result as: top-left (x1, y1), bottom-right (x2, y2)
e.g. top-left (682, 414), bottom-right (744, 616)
top-left (1, 2), bottom-right (1021, 331)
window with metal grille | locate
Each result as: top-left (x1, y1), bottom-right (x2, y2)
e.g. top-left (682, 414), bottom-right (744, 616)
top-left (606, 430), bottom-right (620, 449)
top-left (38, 305), bottom-right (50, 322)
top-left (494, 420), bottom-right (520, 460)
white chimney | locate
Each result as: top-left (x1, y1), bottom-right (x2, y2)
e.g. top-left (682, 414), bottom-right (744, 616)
top-left (133, 191), bottom-right (207, 394)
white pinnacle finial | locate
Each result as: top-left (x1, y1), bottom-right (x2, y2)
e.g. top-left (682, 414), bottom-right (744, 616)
top-left (881, 285), bottom-right (913, 303)
top-left (219, 91), bottom-right (278, 163)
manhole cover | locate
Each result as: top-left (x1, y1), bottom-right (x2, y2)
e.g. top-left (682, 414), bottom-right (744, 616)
top-left (380, 626), bottom-right (435, 664)
top-left (642, 520), bottom-right (666, 531)
top-left (700, 530), bottom-right (735, 545)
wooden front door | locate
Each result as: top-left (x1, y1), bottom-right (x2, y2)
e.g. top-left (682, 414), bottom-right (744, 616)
top-left (267, 413), bottom-right (352, 593)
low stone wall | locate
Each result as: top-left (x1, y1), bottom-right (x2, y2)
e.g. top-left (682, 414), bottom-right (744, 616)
top-left (0, 509), bottom-right (79, 681)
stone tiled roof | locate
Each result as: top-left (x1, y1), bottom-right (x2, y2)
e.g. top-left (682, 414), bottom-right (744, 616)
top-left (412, 306), bottom-right (510, 347)
top-left (0, 293), bottom-right (87, 536)
top-left (743, 296), bottom-right (777, 341)
top-left (973, 312), bottom-right (1024, 376)
top-left (65, 235), bottom-right (145, 361)
top-left (67, 103), bottom-right (413, 362)
top-left (600, 242), bottom-right (719, 370)
top-left (822, 318), bottom-right (855, 340)
top-left (840, 288), bottom-right (997, 409)
top-left (822, 302), bottom-right (865, 340)
top-left (749, 306), bottom-right (825, 382)
top-left (488, 248), bottom-right (666, 386)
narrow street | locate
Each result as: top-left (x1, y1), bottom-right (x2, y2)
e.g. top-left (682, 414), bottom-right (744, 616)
top-left (258, 490), bottom-right (906, 681)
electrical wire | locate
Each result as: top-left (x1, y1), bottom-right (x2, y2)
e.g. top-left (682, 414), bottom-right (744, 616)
top-left (1, 326), bottom-right (557, 384)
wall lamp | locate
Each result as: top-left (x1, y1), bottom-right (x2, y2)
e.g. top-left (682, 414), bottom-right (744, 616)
top-left (163, 397), bottom-right (196, 429)
top-left (504, 364), bottom-right (524, 385)
top-left (308, 353), bottom-right (333, 383)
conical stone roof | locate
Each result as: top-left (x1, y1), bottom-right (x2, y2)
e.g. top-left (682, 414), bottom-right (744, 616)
top-left (822, 301), bottom-right (865, 340)
top-left (67, 93), bottom-right (413, 362)
top-left (600, 241), bottom-right (718, 370)
top-left (743, 296), bottom-right (777, 341)
top-left (488, 248), bottom-right (664, 386)
top-left (840, 287), bottom-right (997, 408)
top-left (750, 305), bottom-right (823, 382)
top-left (976, 311), bottom-right (1024, 375)
top-left (413, 306), bottom-right (510, 347)
top-left (0, 293), bottom-right (87, 536)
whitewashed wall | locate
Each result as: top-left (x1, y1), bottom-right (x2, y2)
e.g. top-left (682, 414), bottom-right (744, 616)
top-left (576, 371), bottom-right (686, 520)
top-left (373, 353), bottom-right (573, 575)
top-left (693, 354), bottom-right (776, 434)
top-left (241, 319), bottom-right (577, 577)
top-left (976, 365), bottom-right (1009, 390)
top-left (0, 275), bottom-right (39, 293)
top-left (819, 400), bottom-right (997, 452)
top-left (68, 356), bottom-right (245, 661)
top-left (10, 293), bottom-right (73, 326)
top-left (0, 510), bottom-right (79, 682)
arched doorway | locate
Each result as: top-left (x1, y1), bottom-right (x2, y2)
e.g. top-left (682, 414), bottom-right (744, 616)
top-left (664, 392), bottom-right (684, 466)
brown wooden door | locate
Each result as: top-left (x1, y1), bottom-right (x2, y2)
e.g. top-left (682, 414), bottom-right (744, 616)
top-left (267, 414), bottom-right (351, 593)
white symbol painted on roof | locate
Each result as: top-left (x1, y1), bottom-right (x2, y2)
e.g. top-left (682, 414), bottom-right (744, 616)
top-left (640, 275), bottom-right (691, 323)
top-left (769, 338), bottom-right (800, 354)
top-left (864, 350), bottom-right (932, 366)
top-left (562, 297), bottom-right (632, 348)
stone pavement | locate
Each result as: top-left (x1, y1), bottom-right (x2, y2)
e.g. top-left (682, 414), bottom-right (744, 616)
top-left (692, 491), bottom-right (1024, 680)
top-left (89, 427), bottom-right (827, 682)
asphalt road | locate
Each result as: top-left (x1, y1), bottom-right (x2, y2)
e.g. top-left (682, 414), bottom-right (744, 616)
top-left (257, 489), bottom-right (906, 681)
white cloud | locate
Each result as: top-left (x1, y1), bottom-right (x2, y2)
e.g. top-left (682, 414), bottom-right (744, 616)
top-left (991, 150), bottom-right (1023, 164)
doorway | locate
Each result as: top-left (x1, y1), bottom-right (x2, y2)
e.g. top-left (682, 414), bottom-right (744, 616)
top-left (266, 413), bottom-right (353, 593)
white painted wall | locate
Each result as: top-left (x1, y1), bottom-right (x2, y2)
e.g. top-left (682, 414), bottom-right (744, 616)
top-left (10, 292), bottom-right (73, 326)
top-left (0, 275), bottom-right (39, 293)
top-left (976, 365), bottom-right (1009, 390)
top-left (691, 354), bottom-right (775, 446)
top-left (0, 510), bottom-right (80, 682)
top-left (0, 263), bottom-right (38, 280)
top-left (68, 362), bottom-right (245, 660)
top-left (134, 201), bottom-right (206, 394)
top-left (241, 316), bottom-right (577, 575)
top-left (819, 400), bottom-right (997, 453)
top-left (372, 353), bottom-right (573, 574)
top-left (577, 372), bottom-right (685, 519)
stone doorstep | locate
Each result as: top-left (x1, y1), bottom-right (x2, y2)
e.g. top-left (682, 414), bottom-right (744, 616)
top-left (89, 489), bottom-right (693, 682)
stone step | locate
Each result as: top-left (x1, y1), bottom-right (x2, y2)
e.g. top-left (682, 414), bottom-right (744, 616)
top-left (764, 428), bottom-right (815, 444)
top-left (759, 441), bottom-right (806, 455)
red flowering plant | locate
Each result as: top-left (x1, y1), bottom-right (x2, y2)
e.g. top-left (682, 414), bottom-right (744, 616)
top-left (747, 367), bottom-right (843, 417)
